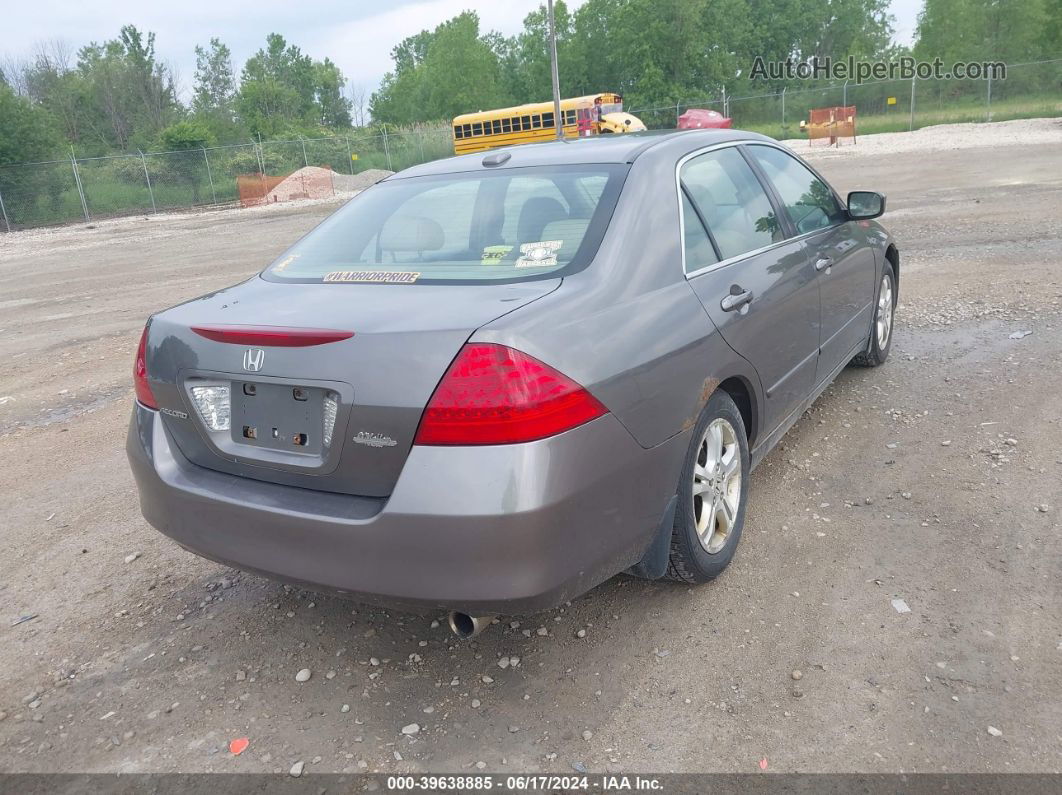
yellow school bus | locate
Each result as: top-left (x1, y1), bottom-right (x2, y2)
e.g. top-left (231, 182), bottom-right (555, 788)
top-left (452, 93), bottom-right (646, 155)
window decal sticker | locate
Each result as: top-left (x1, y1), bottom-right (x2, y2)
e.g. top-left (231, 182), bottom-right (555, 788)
top-left (323, 271), bottom-right (420, 284)
top-left (515, 240), bottom-right (562, 268)
top-left (481, 245), bottom-right (514, 265)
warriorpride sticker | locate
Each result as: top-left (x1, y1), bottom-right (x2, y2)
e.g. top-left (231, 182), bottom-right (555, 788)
top-left (323, 271), bottom-right (420, 284)
top-left (515, 240), bottom-right (562, 267)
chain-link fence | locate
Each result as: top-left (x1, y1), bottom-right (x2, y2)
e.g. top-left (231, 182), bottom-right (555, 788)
top-left (1, 59), bottom-right (1059, 232)
top-left (0, 128), bottom-right (455, 231)
top-left (629, 58), bottom-right (1061, 140)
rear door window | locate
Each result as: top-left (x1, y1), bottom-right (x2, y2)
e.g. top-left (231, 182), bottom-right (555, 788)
top-left (747, 144), bottom-right (847, 235)
top-left (681, 192), bottom-right (720, 273)
top-left (680, 147), bottom-right (783, 261)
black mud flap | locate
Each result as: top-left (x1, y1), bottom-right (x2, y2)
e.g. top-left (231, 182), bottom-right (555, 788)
top-left (626, 494), bottom-right (677, 580)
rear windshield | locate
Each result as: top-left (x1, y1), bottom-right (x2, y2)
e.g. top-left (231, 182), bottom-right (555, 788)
top-left (262, 164), bottom-right (627, 285)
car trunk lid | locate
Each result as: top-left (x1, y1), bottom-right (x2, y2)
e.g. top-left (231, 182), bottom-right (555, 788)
top-left (147, 276), bottom-right (560, 496)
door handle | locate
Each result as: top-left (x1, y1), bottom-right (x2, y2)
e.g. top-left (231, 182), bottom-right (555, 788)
top-left (815, 257), bottom-right (833, 272)
top-left (720, 287), bottom-right (754, 312)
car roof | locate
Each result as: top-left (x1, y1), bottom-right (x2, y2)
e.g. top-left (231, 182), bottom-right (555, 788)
top-left (387, 129), bottom-right (777, 179)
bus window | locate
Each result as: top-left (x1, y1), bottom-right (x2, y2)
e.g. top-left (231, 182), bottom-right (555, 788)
top-left (453, 126), bottom-right (464, 139)
top-left (543, 112), bottom-right (554, 128)
top-left (564, 110), bottom-right (576, 125)
top-left (492, 119), bottom-right (502, 134)
top-left (521, 116), bottom-right (531, 131)
top-left (463, 125), bottom-right (471, 138)
top-left (472, 122), bottom-right (483, 136)
top-left (501, 118), bottom-right (511, 133)
top-left (531, 115), bottom-right (541, 129)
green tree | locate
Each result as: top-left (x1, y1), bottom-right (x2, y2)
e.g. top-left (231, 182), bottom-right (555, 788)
top-left (193, 39), bottom-right (236, 118)
top-left (0, 82), bottom-right (60, 165)
top-left (237, 33), bottom-right (352, 135)
top-left (0, 83), bottom-right (65, 225)
top-left (314, 58), bottom-right (352, 127)
top-left (915, 0), bottom-right (1049, 62)
top-left (370, 12), bottom-right (510, 124)
top-left (72, 25), bottom-right (179, 151)
top-left (23, 42), bottom-right (90, 147)
top-left (157, 119), bottom-right (217, 202)
top-left (159, 119), bottom-right (216, 150)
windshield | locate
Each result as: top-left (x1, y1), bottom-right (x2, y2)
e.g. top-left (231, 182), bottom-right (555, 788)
top-left (263, 165), bottom-right (627, 285)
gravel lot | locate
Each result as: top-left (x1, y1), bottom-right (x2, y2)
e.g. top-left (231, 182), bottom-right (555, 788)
top-left (1, 120), bottom-right (1060, 775)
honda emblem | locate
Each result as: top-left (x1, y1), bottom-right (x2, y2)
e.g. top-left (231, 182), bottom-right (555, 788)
top-left (242, 348), bottom-right (265, 372)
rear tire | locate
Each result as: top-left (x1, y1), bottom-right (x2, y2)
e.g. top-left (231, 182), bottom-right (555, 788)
top-left (665, 391), bottom-right (750, 583)
top-left (853, 262), bottom-right (896, 367)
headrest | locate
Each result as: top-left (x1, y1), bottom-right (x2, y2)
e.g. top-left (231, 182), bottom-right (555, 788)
top-left (379, 215), bottom-right (445, 252)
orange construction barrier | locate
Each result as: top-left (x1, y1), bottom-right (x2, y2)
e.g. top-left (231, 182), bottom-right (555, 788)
top-left (237, 167), bottom-right (336, 207)
top-left (806, 106), bottom-right (856, 146)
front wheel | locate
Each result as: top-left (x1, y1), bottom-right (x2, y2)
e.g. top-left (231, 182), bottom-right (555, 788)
top-left (853, 263), bottom-right (896, 367)
top-left (665, 391), bottom-right (750, 583)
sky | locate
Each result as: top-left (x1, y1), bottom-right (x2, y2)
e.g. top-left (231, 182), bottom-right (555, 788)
top-left (2, 0), bottom-right (922, 101)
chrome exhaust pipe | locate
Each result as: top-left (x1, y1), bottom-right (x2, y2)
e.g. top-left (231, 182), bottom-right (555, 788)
top-left (447, 611), bottom-right (495, 638)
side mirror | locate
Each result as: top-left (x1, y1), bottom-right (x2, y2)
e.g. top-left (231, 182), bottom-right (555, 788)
top-left (848, 190), bottom-right (886, 220)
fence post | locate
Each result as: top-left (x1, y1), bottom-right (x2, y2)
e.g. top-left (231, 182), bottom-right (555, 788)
top-left (299, 136), bottom-right (308, 168)
top-left (843, 80), bottom-right (848, 107)
top-left (138, 150), bottom-right (157, 213)
top-left (345, 136), bottom-right (354, 175)
top-left (70, 149), bottom-right (90, 222)
top-left (909, 77), bottom-right (916, 131)
top-left (722, 87), bottom-right (728, 118)
top-left (986, 73), bottom-right (993, 121)
top-left (202, 147), bottom-right (217, 205)
top-left (0, 185), bottom-right (10, 232)
top-left (676, 102), bottom-right (681, 125)
top-left (781, 87), bottom-right (787, 137)
top-left (381, 129), bottom-right (392, 171)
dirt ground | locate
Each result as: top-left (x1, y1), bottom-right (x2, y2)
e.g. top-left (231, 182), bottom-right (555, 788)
top-left (1, 120), bottom-right (1060, 775)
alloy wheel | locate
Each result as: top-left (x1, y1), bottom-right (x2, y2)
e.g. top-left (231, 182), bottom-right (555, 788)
top-left (692, 418), bottom-right (742, 554)
top-left (876, 272), bottom-right (894, 349)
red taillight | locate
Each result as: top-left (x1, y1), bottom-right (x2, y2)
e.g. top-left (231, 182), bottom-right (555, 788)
top-left (134, 325), bottom-right (158, 409)
top-left (190, 325), bottom-right (354, 347)
top-left (414, 343), bottom-right (608, 446)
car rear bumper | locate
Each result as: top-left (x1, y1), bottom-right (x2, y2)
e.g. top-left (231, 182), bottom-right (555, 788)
top-left (127, 402), bottom-right (685, 613)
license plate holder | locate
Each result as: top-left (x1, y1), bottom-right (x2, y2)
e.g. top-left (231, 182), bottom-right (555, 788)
top-left (230, 381), bottom-right (324, 455)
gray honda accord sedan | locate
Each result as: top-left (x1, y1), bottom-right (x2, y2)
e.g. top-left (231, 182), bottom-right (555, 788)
top-left (127, 129), bottom-right (897, 633)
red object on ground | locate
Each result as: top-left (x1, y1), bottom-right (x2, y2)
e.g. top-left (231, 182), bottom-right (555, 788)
top-left (229, 738), bottom-right (249, 755)
top-left (677, 109), bottom-right (732, 130)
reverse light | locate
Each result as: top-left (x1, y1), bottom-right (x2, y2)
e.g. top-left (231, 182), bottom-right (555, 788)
top-left (414, 343), bottom-right (608, 446)
top-left (322, 392), bottom-right (339, 448)
top-left (134, 325), bottom-right (158, 409)
top-left (190, 385), bottom-right (231, 431)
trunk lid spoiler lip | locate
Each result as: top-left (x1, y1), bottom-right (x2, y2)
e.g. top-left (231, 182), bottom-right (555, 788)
top-left (190, 325), bottom-right (355, 347)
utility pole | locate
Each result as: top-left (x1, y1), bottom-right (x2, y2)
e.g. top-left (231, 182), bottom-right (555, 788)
top-left (909, 77), bottom-right (916, 131)
top-left (547, 0), bottom-right (563, 140)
